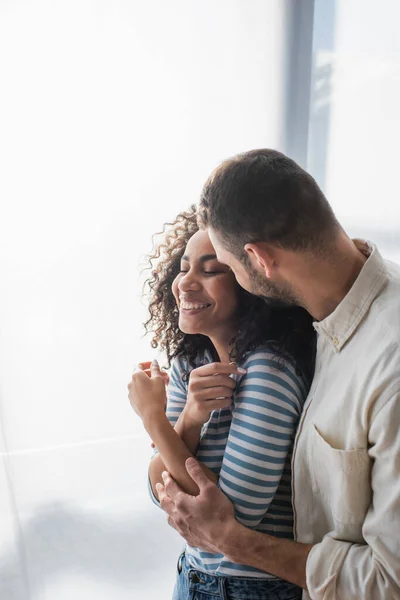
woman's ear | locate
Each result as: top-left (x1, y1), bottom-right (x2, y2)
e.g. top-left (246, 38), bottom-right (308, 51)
top-left (244, 242), bottom-right (275, 278)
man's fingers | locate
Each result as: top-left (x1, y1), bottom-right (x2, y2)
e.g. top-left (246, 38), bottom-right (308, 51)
top-left (185, 458), bottom-right (212, 492)
top-left (166, 514), bottom-right (177, 530)
top-left (157, 482), bottom-right (175, 515)
top-left (161, 471), bottom-right (187, 501)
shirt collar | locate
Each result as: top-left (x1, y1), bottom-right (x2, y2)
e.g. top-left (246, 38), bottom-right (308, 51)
top-left (313, 240), bottom-right (388, 352)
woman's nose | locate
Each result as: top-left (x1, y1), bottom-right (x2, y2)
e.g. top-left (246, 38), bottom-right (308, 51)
top-left (178, 272), bottom-right (201, 291)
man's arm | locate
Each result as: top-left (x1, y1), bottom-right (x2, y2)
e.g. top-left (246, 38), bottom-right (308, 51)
top-left (220, 520), bottom-right (312, 589)
top-left (159, 389), bottom-right (400, 599)
top-left (157, 458), bottom-right (313, 589)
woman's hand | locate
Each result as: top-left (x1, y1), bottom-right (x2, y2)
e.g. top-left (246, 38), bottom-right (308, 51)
top-left (128, 360), bottom-right (167, 423)
top-left (184, 362), bottom-right (246, 427)
top-left (138, 361), bottom-right (170, 386)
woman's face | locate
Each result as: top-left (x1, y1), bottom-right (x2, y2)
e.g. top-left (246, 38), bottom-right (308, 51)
top-left (172, 230), bottom-right (240, 338)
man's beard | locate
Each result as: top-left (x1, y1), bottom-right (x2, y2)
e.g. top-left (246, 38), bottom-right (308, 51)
top-left (248, 266), bottom-right (298, 309)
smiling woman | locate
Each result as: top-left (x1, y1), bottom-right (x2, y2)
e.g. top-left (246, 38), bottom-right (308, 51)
top-left (171, 231), bottom-right (239, 360)
top-left (127, 206), bottom-right (317, 600)
top-left (144, 207), bottom-right (315, 378)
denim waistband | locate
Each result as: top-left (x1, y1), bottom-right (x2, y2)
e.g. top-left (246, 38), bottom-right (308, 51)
top-left (178, 552), bottom-right (302, 600)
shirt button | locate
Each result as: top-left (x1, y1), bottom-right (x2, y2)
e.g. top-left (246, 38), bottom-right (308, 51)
top-left (333, 337), bottom-right (339, 346)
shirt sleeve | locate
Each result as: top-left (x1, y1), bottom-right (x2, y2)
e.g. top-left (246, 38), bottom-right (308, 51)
top-left (306, 389), bottom-right (400, 600)
top-left (164, 356), bottom-right (188, 426)
top-left (218, 348), bottom-right (305, 528)
top-left (148, 356), bottom-right (188, 508)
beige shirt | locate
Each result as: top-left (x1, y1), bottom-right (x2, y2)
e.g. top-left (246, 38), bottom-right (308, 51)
top-left (292, 241), bottom-right (400, 600)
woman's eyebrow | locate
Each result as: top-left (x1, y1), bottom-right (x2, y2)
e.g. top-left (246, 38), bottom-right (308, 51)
top-left (181, 254), bottom-right (218, 263)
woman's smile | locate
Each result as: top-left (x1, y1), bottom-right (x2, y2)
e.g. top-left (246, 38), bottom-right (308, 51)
top-left (171, 230), bottom-right (239, 338)
top-left (179, 295), bottom-right (212, 314)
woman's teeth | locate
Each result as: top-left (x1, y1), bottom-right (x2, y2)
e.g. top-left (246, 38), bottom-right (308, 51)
top-left (180, 301), bottom-right (211, 310)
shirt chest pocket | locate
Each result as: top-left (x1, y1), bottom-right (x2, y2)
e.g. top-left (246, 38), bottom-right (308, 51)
top-left (310, 423), bottom-right (372, 530)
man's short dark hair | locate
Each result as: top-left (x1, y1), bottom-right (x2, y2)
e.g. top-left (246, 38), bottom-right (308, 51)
top-left (198, 149), bottom-right (340, 259)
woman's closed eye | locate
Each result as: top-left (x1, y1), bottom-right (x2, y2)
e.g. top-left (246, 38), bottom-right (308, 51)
top-left (203, 270), bottom-right (225, 276)
top-left (179, 267), bottom-right (227, 276)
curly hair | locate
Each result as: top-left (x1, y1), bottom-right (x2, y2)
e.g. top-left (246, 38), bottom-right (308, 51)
top-left (143, 206), bottom-right (316, 381)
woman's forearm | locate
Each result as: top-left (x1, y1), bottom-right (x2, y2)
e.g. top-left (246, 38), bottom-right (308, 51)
top-left (146, 413), bottom-right (218, 500)
top-left (174, 409), bottom-right (203, 454)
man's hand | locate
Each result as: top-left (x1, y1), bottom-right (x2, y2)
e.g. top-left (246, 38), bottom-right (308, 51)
top-left (128, 359), bottom-right (167, 422)
top-left (156, 457), bottom-right (237, 553)
top-left (158, 458), bottom-right (312, 589)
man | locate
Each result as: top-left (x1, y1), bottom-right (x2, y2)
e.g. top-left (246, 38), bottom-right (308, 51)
top-left (156, 149), bottom-right (400, 599)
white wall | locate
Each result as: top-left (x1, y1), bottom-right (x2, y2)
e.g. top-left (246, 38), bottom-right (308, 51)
top-left (0, 2), bottom-right (290, 598)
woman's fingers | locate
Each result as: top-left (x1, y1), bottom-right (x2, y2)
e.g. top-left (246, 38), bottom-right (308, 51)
top-left (161, 372), bottom-right (170, 384)
top-left (150, 358), bottom-right (162, 378)
top-left (194, 386), bottom-right (235, 401)
top-left (193, 362), bottom-right (247, 377)
top-left (142, 369), bottom-right (169, 384)
top-left (137, 361), bottom-right (169, 384)
top-left (203, 398), bottom-right (232, 411)
top-left (193, 375), bottom-right (237, 390)
top-left (138, 361), bottom-right (152, 371)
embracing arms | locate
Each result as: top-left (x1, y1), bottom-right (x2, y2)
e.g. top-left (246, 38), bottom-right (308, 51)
top-left (157, 389), bottom-right (400, 599)
top-left (153, 348), bottom-right (313, 586)
top-left (157, 460), bottom-right (312, 588)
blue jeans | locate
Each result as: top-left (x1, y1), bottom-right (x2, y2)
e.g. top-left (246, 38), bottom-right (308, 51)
top-left (172, 552), bottom-right (302, 600)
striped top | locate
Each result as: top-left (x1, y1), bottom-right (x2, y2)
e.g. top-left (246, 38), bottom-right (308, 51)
top-left (149, 344), bottom-right (308, 578)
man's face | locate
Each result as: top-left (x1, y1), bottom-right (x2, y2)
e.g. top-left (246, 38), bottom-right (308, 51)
top-left (207, 228), bottom-right (297, 308)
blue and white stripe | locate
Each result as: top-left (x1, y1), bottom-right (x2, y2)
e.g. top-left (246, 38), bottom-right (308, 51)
top-left (150, 345), bottom-right (308, 578)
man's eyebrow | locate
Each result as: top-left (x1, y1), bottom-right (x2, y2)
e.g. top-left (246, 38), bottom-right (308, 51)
top-left (181, 254), bottom-right (218, 263)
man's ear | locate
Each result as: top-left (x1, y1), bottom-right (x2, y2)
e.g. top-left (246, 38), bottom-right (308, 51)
top-left (244, 242), bottom-right (275, 278)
